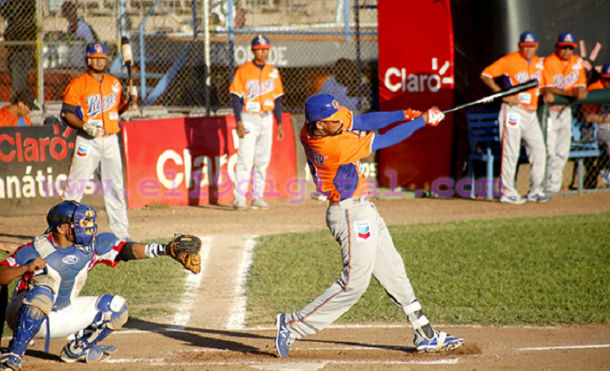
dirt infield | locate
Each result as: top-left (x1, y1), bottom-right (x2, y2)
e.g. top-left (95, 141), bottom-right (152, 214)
top-left (0, 192), bottom-right (608, 371)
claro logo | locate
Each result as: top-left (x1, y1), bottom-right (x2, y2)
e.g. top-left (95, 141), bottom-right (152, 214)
top-left (384, 58), bottom-right (454, 93)
top-left (155, 149), bottom-right (237, 190)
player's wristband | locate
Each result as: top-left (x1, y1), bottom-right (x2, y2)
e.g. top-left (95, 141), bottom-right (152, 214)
top-left (145, 243), bottom-right (167, 258)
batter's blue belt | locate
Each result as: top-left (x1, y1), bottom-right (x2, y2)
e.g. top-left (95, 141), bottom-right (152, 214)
top-left (329, 196), bottom-right (369, 207)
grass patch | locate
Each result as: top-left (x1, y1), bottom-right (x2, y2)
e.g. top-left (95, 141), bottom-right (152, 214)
top-left (248, 213), bottom-right (610, 326)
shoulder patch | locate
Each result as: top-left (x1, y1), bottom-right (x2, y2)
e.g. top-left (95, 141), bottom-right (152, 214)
top-left (95, 233), bottom-right (118, 254)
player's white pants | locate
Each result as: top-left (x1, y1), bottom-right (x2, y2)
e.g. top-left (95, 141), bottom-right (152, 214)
top-left (498, 104), bottom-right (546, 197)
top-left (63, 134), bottom-right (130, 239)
top-left (545, 107), bottom-right (572, 193)
top-left (6, 293), bottom-right (99, 339)
top-left (284, 200), bottom-right (418, 338)
top-left (233, 112), bottom-right (273, 202)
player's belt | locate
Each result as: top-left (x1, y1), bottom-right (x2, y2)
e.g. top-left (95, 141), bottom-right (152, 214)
top-left (516, 105), bottom-right (537, 113)
top-left (330, 196), bottom-right (369, 207)
top-left (244, 111), bottom-right (272, 117)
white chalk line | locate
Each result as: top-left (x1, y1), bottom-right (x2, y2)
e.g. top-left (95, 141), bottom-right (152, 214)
top-left (518, 344), bottom-right (610, 351)
top-left (226, 235), bottom-right (257, 330)
top-left (170, 235), bottom-right (212, 329)
top-left (106, 358), bottom-right (460, 366)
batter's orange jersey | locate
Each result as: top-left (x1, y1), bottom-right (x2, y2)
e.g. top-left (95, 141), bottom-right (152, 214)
top-left (481, 51), bottom-right (544, 110)
top-left (300, 107), bottom-right (373, 202)
top-left (229, 61), bottom-right (284, 113)
top-left (542, 53), bottom-right (587, 92)
top-left (62, 73), bottom-right (123, 135)
top-left (0, 107), bottom-right (32, 127)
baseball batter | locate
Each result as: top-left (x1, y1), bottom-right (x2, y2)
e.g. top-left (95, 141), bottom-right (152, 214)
top-left (0, 201), bottom-right (200, 370)
top-left (274, 94), bottom-right (464, 357)
top-left (229, 35), bottom-right (284, 210)
top-left (60, 42), bottom-right (134, 240)
top-left (481, 31), bottom-right (549, 204)
top-left (541, 32), bottom-right (588, 194)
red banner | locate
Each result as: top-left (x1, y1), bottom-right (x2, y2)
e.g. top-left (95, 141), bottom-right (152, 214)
top-left (122, 114), bottom-right (296, 208)
top-left (377, 0), bottom-right (455, 189)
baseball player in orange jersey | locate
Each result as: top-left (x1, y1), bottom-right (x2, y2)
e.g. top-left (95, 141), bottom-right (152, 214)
top-left (60, 42), bottom-right (135, 240)
top-left (229, 35), bottom-right (284, 210)
top-left (541, 32), bottom-right (588, 194)
top-left (481, 31), bottom-right (550, 204)
top-left (274, 94), bottom-right (464, 357)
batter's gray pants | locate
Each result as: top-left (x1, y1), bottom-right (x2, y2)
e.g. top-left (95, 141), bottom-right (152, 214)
top-left (284, 200), bottom-right (422, 339)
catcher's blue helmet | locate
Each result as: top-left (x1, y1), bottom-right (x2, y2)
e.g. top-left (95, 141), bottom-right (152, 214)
top-left (46, 201), bottom-right (98, 250)
top-left (305, 94), bottom-right (342, 124)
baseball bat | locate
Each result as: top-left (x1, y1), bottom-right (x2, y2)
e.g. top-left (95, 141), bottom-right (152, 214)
top-left (121, 36), bottom-right (137, 110)
top-left (442, 79), bottom-right (539, 114)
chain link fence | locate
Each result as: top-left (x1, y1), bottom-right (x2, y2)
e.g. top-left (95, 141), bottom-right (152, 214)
top-left (1, 0), bottom-right (378, 117)
top-left (570, 100), bottom-right (610, 191)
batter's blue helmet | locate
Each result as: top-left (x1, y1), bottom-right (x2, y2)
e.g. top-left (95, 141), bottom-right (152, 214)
top-left (305, 94), bottom-right (341, 124)
top-left (46, 201), bottom-right (98, 250)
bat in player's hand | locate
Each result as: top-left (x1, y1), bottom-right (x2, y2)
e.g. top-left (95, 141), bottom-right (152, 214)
top-left (121, 36), bottom-right (138, 110)
top-left (442, 80), bottom-right (539, 114)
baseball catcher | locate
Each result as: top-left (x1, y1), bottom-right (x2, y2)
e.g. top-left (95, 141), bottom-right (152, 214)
top-left (0, 201), bottom-right (201, 370)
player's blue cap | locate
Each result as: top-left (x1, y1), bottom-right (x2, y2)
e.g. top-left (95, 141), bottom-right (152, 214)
top-left (305, 94), bottom-right (343, 124)
top-left (601, 62), bottom-right (610, 78)
top-left (557, 32), bottom-right (577, 48)
top-left (518, 31), bottom-right (538, 46)
top-left (86, 41), bottom-right (108, 58)
top-left (251, 35), bottom-right (271, 50)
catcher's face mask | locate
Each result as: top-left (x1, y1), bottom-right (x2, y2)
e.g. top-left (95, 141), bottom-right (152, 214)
top-left (72, 204), bottom-right (98, 251)
top-left (46, 201), bottom-right (98, 252)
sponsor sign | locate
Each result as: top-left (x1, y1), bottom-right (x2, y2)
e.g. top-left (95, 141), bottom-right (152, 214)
top-left (122, 114), bottom-right (297, 208)
top-left (377, 0), bottom-right (455, 189)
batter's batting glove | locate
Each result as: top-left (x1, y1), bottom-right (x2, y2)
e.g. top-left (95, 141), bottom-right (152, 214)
top-left (165, 234), bottom-right (202, 274)
top-left (424, 107), bottom-right (444, 127)
top-left (403, 108), bottom-right (423, 121)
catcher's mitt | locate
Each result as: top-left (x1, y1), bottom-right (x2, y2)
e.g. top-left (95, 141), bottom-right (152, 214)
top-left (166, 234), bottom-right (201, 274)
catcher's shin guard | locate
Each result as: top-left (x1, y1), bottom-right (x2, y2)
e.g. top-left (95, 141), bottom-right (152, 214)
top-left (60, 294), bottom-right (127, 363)
top-left (9, 304), bottom-right (47, 358)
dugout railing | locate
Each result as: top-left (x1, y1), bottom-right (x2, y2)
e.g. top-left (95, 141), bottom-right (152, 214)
top-left (465, 89), bottom-right (610, 197)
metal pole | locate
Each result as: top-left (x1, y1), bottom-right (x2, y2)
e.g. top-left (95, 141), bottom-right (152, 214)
top-left (228, 0), bottom-right (235, 78)
top-left (343, 0), bottom-right (350, 41)
top-left (36, 0), bottom-right (44, 107)
top-left (354, 0), bottom-right (362, 111)
top-left (203, 0), bottom-right (211, 114)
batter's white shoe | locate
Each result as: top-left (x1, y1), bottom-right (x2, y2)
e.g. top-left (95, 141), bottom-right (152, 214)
top-left (414, 330), bottom-right (463, 352)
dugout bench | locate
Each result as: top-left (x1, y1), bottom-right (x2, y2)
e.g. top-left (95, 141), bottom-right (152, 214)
top-left (465, 107), bottom-right (601, 199)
